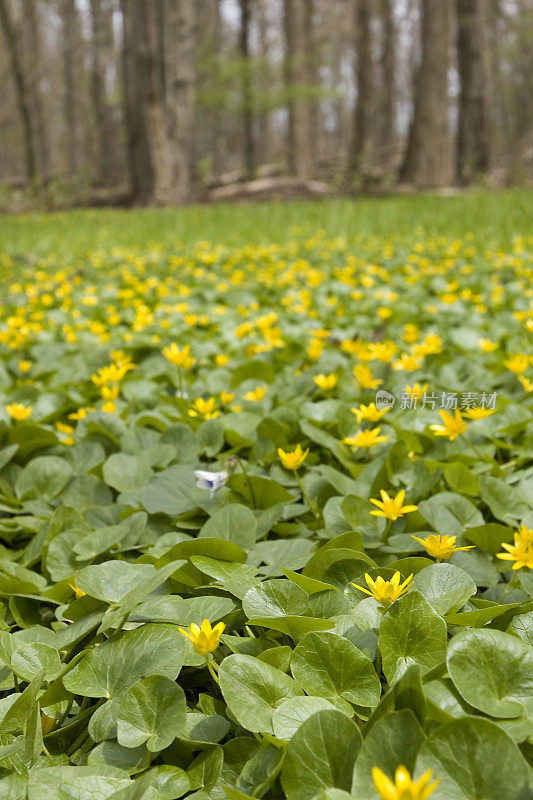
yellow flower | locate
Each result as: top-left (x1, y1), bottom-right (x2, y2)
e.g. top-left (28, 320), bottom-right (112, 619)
top-left (91, 362), bottom-right (132, 385)
top-left (178, 619), bottom-right (225, 656)
top-left (464, 406), bottom-right (495, 420)
top-left (370, 489), bottom-right (418, 520)
top-left (503, 354), bottom-right (530, 374)
top-left (351, 403), bottom-right (390, 423)
top-left (68, 408), bottom-right (89, 420)
top-left (162, 343), bottom-right (196, 369)
top-left (278, 444), bottom-right (309, 471)
top-left (497, 526), bottom-right (533, 570)
top-left (518, 375), bottom-right (533, 392)
top-left (479, 338), bottom-right (498, 352)
top-left (429, 409), bottom-right (467, 441)
top-left (6, 402), bottom-right (32, 421)
top-left (68, 575), bottom-right (86, 599)
top-left (18, 359), bottom-right (31, 373)
top-left (102, 400), bottom-right (116, 414)
top-left (411, 534), bottom-right (475, 560)
top-left (314, 373), bottom-right (338, 391)
top-left (189, 397), bottom-right (219, 419)
top-left (372, 765), bottom-right (440, 800)
top-left (215, 354), bottom-right (230, 367)
top-left (220, 391), bottom-right (235, 405)
top-left (342, 428), bottom-right (390, 448)
top-left (244, 386), bottom-right (267, 402)
top-left (404, 382), bottom-right (428, 398)
top-left (353, 571), bottom-right (413, 608)
top-left (353, 364), bottom-right (382, 389)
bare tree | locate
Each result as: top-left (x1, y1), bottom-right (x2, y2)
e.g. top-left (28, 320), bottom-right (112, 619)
top-left (0, 0), bottom-right (37, 180)
top-left (239, 0), bottom-right (255, 180)
top-left (89, 0), bottom-right (115, 185)
top-left (141, 0), bottom-right (195, 205)
top-left (284, 0), bottom-right (313, 178)
top-left (121, 0), bottom-right (153, 203)
top-left (379, 0), bottom-right (396, 151)
top-left (456, 0), bottom-right (490, 183)
top-left (22, 0), bottom-right (49, 176)
top-left (345, 0), bottom-right (374, 185)
top-left (400, 0), bottom-right (452, 186)
top-left (401, 0), bottom-right (452, 187)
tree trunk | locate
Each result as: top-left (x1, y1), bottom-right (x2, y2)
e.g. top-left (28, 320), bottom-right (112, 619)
top-left (166, 0), bottom-right (196, 204)
top-left (239, 0), bottom-right (254, 180)
top-left (456, 0), bottom-right (490, 183)
top-left (400, 0), bottom-right (452, 187)
top-left (379, 0), bottom-right (396, 151)
top-left (283, 0), bottom-right (313, 178)
top-left (345, 0), bottom-right (373, 185)
top-left (61, 0), bottom-right (79, 175)
top-left (22, 0), bottom-right (49, 176)
top-left (121, 0), bottom-right (153, 203)
top-left (0, 0), bottom-right (37, 181)
top-left (141, 0), bottom-right (195, 205)
top-left (89, 0), bottom-right (115, 185)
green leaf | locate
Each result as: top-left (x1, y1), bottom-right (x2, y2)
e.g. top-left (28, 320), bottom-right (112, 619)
top-left (281, 709), bottom-right (362, 800)
top-left (200, 504), bottom-right (257, 549)
top-left (63, 624), bottom-right (186, 699)
top-left (15, 456), bottom-right (72, 501)
top-left (27, 767), bottom-right (130, 800)
top-left (378, 591), bottom-right (448, 683)
top-left (219, 654), bottom-right (303, 734)
top-left (478, 475), bottom-right (531, 525)
top-left (102, 453), bottom-right (153, 493)
top-left (418, 492), bottom-right (484, 536)
top-left (447, 628), bottom-right (533, 718)
top-left (443, 462), bottom-right (479, 495)
top-left (416, 717), bottom-right (529, 800)
top-left (291, 631), bottom-right (381, 709)
top-left (75, 561), bottom-right (158, 603)
top-left (116, 675), bottom-right (187, 751)
top-left (272, 697), bottom-right (338, 740)
top-left (412, 564), bottom-right (477, 616)
top-left (351, 710), bottom-right (425, 799)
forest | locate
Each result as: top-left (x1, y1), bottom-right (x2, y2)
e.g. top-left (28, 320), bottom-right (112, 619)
top-left (0, 0), bottom-right (532, 209)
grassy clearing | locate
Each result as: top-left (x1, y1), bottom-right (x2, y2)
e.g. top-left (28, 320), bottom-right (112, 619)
top-left (0, 190), bottom-right (531, 257)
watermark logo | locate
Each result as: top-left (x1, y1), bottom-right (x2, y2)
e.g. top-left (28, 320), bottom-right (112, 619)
top-left (375, 389), bottom-right (498, 411)
top-left (375, 389), bottom-right (396, 410)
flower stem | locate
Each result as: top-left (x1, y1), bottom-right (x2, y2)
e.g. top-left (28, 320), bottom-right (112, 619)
top-left (236, 455), bottom-right (256, 508)
top-left (460, 433), bottom-right (486, 461)
top-left (206, 657), bottom-right (220, 685)
top-left (295, 471), bottom-right (320, 520)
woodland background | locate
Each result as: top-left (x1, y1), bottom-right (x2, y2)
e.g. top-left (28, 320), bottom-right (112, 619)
top-left (0, 0), bottom-right (532, 210)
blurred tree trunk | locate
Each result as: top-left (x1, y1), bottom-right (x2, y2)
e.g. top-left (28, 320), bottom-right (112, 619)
top-left (345, 0), bottom-right (373, 185)
top-left (283, 0), bottom-right (313, 178)
top-left (61, 0), bottom-right (82, 176)
top-left (239, 0), bottom-right (254, 179)
top-left (89, 0), bottom-right (115, 185)
top-left (142, 0), bottom-right (195, 205)
top-left (168, 0), bottom-right (195, 203)
top-left (379, 0), bottom-right (396, 151)
top-left (22, 0), bottom-right (49, 176)
top-left (0, 0), bottom-right (37, 180)
top-left (456, 0), bottom-right (490, 183)
top-left (400, 0), bottom-right (452, 186)
top-left (121, 0), bottom-right (153, 203)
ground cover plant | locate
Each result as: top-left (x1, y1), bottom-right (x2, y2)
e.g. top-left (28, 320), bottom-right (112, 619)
top-left (0, 195), bottom-right (532, 799)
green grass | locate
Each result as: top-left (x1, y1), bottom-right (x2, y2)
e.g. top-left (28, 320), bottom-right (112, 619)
top-left (0, 190), bottom-right (532, 257)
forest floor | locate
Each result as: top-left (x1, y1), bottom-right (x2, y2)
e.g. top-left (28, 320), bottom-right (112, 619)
top-left (0, 188), bottom-right (532, 794)
top-left (0, 189), bottom-right (532, 261)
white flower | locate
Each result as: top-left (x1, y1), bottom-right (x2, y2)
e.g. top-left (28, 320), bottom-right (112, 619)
top-left (194, 469), bottom-right (228, 498)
